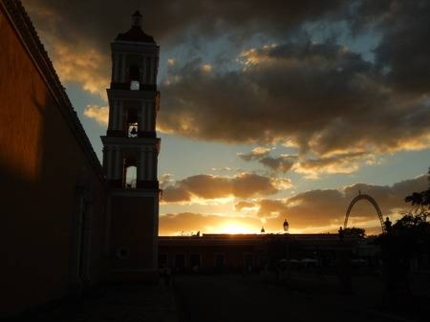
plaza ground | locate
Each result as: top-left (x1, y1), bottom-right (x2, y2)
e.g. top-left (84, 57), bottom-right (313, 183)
top-left (8, 272), bottom-right (429, 322)
top-left (174, 273), bottom-right (429, 322)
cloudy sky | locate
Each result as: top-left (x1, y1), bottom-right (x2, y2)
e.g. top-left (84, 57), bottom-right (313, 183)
top-left (24, 0), bottom-right (430, 235)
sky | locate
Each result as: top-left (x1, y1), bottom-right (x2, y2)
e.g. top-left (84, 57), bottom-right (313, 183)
top-left (24, 0), bottom-right (430, 236)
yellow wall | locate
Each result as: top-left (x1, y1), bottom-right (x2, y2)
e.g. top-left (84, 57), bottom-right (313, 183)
top-left (0, 3), bottom-right (107, 317)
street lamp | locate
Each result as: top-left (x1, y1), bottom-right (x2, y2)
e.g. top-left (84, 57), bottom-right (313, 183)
top-left (282, 219), bottom-right (290, 278)
top-left (283, 219), bottom-right (289, 233)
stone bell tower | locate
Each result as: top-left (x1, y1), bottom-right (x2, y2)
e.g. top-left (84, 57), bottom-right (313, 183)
top-left (101, 11), bottom-right (160, 281)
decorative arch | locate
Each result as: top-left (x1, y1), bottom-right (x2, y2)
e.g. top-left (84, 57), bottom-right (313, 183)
top-left (344, 193), bottom-right (386, 234)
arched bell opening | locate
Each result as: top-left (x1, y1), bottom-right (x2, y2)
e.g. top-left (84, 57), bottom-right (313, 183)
top-left (122, 156), bottom-right (138, 189)
top-left (129, 65), bottom-right (142, 90)
top-left (126, 108), bottom-right (138, 138)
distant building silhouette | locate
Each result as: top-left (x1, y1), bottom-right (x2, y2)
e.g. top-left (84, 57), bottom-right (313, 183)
top-left (158, 233), bottom-right (363, 274)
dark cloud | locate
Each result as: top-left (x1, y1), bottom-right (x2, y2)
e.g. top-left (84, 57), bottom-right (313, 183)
top-left (159, 40), bottom-right (430, 155)
top-left (260, 156), bottom-right (297, 173)
top-left (238, 148), bottom-right (297, 173)
top-left (351, 1), bottom-right (430, 94)
top-left (26, 0), bottom-right (346, 49)
top-left (25, 1), bottom-right (430, 157)
top-left (374, 3), bottom-right (430, 93)
top-left (391, 175), bottom-right (430, 200)
top-left (238, 147), bottom-right (373, 177)
top-left (285, 189), bottom-right (345, 226)
top-left (238, 147), bottom-right (271, 161)
top-left (162, 173), bottom-right (279, 203)
top-left (296, 152), bottom-right (374, 177)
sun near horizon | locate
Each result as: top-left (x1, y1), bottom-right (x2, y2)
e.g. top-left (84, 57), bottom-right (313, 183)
top-left (159, 218), bottom-right (311, 236)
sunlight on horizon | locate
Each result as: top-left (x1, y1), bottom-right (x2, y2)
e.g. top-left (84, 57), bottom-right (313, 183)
top-left (219, 221), bottom-right (259, 234)
top-left (164, 220), bottom-right (308, 236)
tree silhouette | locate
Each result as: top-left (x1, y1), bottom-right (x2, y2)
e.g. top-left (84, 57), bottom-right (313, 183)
top-left (390, 168), bottom-right (430, 270)
top-left (398, 168), bottom-right (430, 236)
top-left (343, 227), bottom-right (365, 239)
top-left (404, 167), bottom-right (430, 221)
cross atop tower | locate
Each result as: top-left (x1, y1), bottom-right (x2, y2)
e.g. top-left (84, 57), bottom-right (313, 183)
top-left (115, 10), bottom-right (155, 43)
top-left (132, 10), bottom-right (142, 27)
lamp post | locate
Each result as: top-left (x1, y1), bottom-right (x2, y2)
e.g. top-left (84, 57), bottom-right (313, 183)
top-left (283, 219), bottom-right (290, 278)
top-left (283, 219), bottom-right (289, 233)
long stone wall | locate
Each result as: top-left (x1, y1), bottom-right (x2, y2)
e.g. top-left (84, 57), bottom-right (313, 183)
top-left (0, 0), bottom-right (108, 317)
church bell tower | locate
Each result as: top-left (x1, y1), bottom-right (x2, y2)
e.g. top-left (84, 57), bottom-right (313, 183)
top-left (101, 11), bottom-right (160, 281)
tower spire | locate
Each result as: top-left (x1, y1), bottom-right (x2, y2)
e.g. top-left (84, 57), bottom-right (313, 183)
top-left (132, 10), bottom-right (142, 27)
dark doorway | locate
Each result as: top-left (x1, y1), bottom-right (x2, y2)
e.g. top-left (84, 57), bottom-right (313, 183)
top-left (190, 253), bottom-right (201, 268)
top-left (244, 253), bottom-right (253, 272)
top-left (215, 253), bottom-right (225, 273)
top-left (175, 254), bottom-right (186, 272)
top-left (159, 253), bottom-right (168, 268)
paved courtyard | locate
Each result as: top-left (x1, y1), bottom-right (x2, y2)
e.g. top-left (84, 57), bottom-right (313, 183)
top-left (174, 273), bottom-right (429, 322)
top-left (11, 284), bottom-right (178, 322)
top-left (9, 272), bottom-right (429, 322)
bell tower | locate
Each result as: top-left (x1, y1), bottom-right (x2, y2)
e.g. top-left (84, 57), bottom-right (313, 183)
top-left (102, 11), bottom-right (160, 281)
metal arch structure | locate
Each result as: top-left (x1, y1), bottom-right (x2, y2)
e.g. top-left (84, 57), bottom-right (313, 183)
top-left (344, 193), bottom-right (387, 234)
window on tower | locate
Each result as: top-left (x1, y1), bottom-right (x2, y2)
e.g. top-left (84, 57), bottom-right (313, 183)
top-left (124, 165), bottom-right (137, 189)
top-left (128, 122), bottom-right (138, 138)
top-left (129, 65), bottom-right (141, 90)
top-left (126, 108), bottom-right (138, 137)
top-left (130, 81), bottom-right (139, 90)
top-left (122, 156), bottom-right (137, 189)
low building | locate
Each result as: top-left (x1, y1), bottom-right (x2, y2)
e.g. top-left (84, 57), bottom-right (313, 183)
top-left (159, 233), bottom-right (362, 274)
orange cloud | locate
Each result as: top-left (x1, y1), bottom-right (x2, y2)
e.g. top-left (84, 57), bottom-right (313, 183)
top-left (238, 147), bottom-right (378, 177)
top-left (25, 3), bottom-right (110, 98)
top-left (238, 147), bottom-right (271, 161)
top-left (294, 152), bottom-right (378, 179)
top-left (52, 44), bottom-right (110, 98)
top-left (83, 105), bottom-right (109, 125)
top-left (162, 173), bottom-right (282, 204)
top-left (234, 201), bottom-right (257, 211)
top-left (159, 174), bottom-right (428, 235)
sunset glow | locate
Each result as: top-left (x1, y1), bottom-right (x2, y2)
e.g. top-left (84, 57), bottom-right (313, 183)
top-left (25, 0), bottom-right (430, 237)
top-left (218, 222), bottom-right (257, 235)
